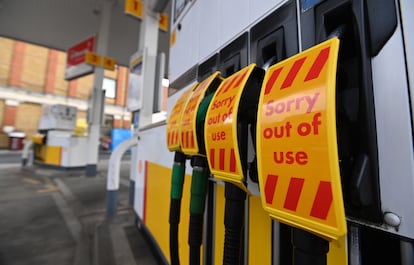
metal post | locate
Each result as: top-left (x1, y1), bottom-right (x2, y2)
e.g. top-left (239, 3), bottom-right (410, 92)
top-left (137, 1), bottom-right (160, 128)
top-left (349, 224), bottom-right (362, 265)
top-left (129, 144), bottom-right (139, 206)
top-left (86, 0), bottom-right (112, 177)
top-left (401, 239), bottom-right (414, 265)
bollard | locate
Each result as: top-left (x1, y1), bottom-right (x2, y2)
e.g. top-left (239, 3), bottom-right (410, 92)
top-left (21, 140), bottom-right (33, 167)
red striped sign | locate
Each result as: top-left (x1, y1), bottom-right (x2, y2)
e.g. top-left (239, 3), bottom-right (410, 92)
top-left (180, 72), bottom-right (222, 156)
top-left (204, 65), bottom-right (257, 191)
top-left (264, 176), bottom-right (333, 220)
top-left (167, 129), bottom-right (180, 147)
top-left (310, 181), bottom-right (333, 220)
top-left (257, 38), bottom-right (346, 240)
top-left (209, 148), bottom-right (237, 173)
top-left (181, 130), bottom-right (195, 149)
top-left (264, 46), bottom-right (331, 95)
top-left (166, 85), bottom-right (195, 151)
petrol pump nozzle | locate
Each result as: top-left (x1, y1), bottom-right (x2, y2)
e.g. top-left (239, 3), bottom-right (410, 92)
top-left (188, 92), bottom-right (216, 265)
top-left (169, 151), bottom-right (187, 265)
top-left (167, 85), bottom-right (195, 265)
top-left (180, 73), bottom-right (222, 265)
top-left (203, 64), bottom-right (264, 265)
top-left (320, 8), bottom-right (382, 222)
top-left (188, 156), bottom-right (209, 265)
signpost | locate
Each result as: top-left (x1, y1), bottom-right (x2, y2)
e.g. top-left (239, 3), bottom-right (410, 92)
top-left (159, 13), bottom-right (169, 32)
top-left (65, 36), bottom-right (95, 80)
top-left (125, 0), bottom-right (143, 19)
top-left (127, 51), bottom-right (146, 112)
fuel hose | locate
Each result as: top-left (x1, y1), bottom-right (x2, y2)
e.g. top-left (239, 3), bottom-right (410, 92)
top-left (188, 91), bottom-right (216, 265)
top-left (223, 183), bottom-right (246, 265)
top-left (188, 156), bottom-right (209, 265)
top-left (292, 228), bottom-right (329, 265)
top-left (169, 151), bottom-right (186, 265)
top-left (221, 66), bottom-right (264, 265)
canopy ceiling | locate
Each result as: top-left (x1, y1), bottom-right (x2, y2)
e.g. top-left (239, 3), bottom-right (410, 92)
top-left (0, 0), bottom-right (170, 70)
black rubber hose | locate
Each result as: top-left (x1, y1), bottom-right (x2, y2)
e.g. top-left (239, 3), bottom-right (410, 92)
top-left (170, 199), bottom-right (181, 265)
top-left (223, 183), bottom-right (246, 265)
top-left (189, 213), bottom-right (204, 265)
top-left (169, 151), bottom-right (186, 265)
top-left (292, 228), bottom-right (329, 265)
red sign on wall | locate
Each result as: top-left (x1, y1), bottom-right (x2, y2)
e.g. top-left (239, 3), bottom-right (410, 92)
top-left (65, 36), bottom-right (95, 80)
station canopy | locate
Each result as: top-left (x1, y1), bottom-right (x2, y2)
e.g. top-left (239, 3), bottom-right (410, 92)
top-left (0, 0), bottom-right (170, 69)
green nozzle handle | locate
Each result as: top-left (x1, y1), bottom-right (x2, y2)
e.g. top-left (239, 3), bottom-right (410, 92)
top-left (188, 156), bottom-right (210, 265)
top-left (171, 152), bottom-right (186, 200)
top-left (196, 92), bottom-right (215, 125)
top-left (169, 151), bottom-right (186, 265)
top-left (190, 167), bottom-right (209, 215)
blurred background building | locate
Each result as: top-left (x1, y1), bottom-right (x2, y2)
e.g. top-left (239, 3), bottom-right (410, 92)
top-left (0, 36), bottom-right (167, 150)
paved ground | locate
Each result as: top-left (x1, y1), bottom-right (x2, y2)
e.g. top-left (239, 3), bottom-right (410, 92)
top-left (0, 151), bottom-right (162, 265)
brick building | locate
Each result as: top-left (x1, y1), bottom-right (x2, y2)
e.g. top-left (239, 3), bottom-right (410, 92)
top-left (0, 36), bottom-right (133, 149)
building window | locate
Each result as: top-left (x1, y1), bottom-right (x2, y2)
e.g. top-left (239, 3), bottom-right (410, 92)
top-left (103, 77), bottom-right (116, 99)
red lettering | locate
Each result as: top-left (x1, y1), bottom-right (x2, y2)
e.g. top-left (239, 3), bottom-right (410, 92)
top-left (285, 151), bottom-right (295, 164)
top-left (212, 131), bottom-right (226, 141)
top-left (263, 128), bottom-right (273, 139)
top-left (296, 151), bottom-right (308, 165)
top-left (265, 100), bottom-right (274, 116)
top-left (262, 122), bottom-right (292, 139)
top-left (262, 93), bottom-right (320, 117)
top-left (273, 151), bottom-right (308, 165)
top-left (297, 122), bottom-right (311, 136)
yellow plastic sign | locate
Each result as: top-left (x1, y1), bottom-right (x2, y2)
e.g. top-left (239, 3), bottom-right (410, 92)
top-left (205, 65), bottom-right (256, 191)
top-left (256, 38), bottom-right (346, 240)
top-left (125, 0), bottom-right (143, 19)
top-left (85, 52), bottom-right (101, 67)
top-left (159, 13), bottom-right (169, 32)
top-left (181, 72), bottom-right (222, 156)
top-left (103, 56), bottom-right (116, 71)
top-left (166, 85), bottom-right (195, 152)
top-left (170, 29), bottom-right (177, 47)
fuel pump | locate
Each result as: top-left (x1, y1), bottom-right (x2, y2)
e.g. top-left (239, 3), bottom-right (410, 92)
top-left (204, 59), bottom-right (265, 265)
top-left (256, 38), bottom-right (346, 265)
top-left (166, 85), bottom-right (195, 265)
top-left (135, 1), bottom-right (414, 264)
top-left (249, 2), bottom-right (299, 263)
top-left (166, 72), bottom-right (223, 265)
top-left (217, 33), bottom-right (250, 265)
top-left (301, 0), bottom-right (384, 224)
top-left (205, 64), bottom-right (265, 265)
top-left (197, 54), bottom-right (220, 265)
top-left (179, 72), bottom-right (223, 265)
top-left (300, 0), bottom-right (414, 264)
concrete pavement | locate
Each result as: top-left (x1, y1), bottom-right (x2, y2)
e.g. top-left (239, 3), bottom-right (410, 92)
top-left (0, 153), bottom-right (161, 265)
